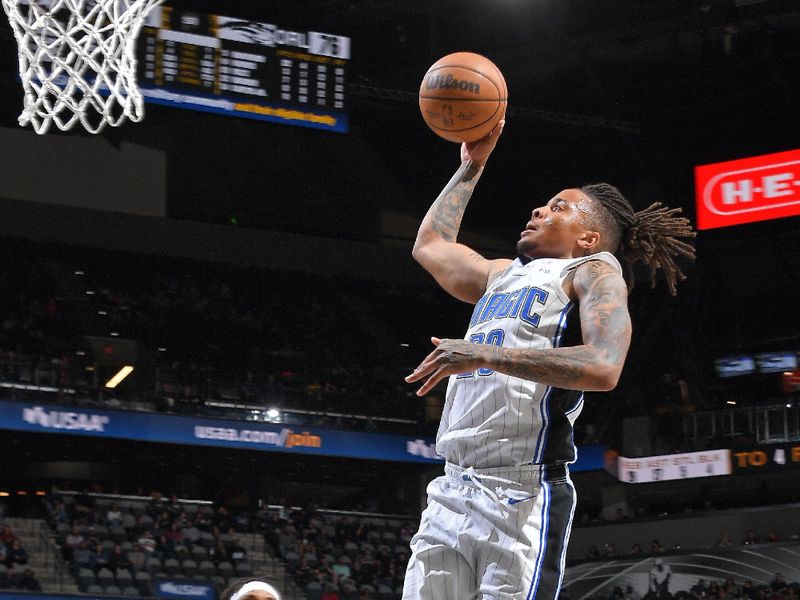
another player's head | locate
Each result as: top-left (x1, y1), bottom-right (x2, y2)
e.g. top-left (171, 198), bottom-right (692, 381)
top-left (221, 578), bottom-right (281, 600)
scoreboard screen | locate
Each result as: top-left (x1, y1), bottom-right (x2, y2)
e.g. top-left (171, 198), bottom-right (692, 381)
top-left (137, 6), bottom-right (351, 132)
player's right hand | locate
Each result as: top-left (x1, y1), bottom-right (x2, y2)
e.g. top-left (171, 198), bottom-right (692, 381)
top-left (461, 119), bottom-right (505, 167)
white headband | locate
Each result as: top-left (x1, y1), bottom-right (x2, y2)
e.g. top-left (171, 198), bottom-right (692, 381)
top-left (230, 581), bottom-right (281, 600)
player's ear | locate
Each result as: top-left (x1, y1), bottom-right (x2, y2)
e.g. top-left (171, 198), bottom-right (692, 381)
top-left (576, 229), bottom-right (601, 252)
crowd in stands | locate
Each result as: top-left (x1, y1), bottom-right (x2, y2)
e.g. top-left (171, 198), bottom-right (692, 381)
top-left (257, 504), bottom-right (415, 599)
top-left (600, 572), bottom-right (800, 600)
top-left (0, 523), bottom-right (41, 591)
top-left (28, 485), bottom-right (800, 600)
top-left (0, 237), bottom-right (468, 433)
top-left (47, 488), bottom-right (254, 597)
top-left (584, 527), bottom-right (790, 562)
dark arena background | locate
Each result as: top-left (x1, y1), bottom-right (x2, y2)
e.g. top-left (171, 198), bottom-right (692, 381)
top-left (1, 1), bottom-right (800, 599)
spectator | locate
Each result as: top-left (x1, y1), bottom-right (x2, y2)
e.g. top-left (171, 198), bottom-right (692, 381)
top-left (19, 569), bottom-right (41, 592)
top-left (321, 582), bottom-right (340, 600)
top-left (229, 540), bottom-right (247, 563)
top-left (85, 527), bottom-right (100, 553)
top-left (210, 540), bottom-right (229, 563)
top-left (651, 539), bottom-right (665, 554)
top-left (741, 581), bottom-right (758, 600)
top-left (0, 525), bottom-right (17, 547)
top-left (107, 544), bottom-right (130, 573)
top-left (588, 545), bottom-right (600, 559)
top-left (743, 530), bottom-right (760, 545)
top-left (691, 578), bottom-right (708, 599)
top-left (0, 566), bottom-right (22, 589)
top-left (106, 503), bottom-right (123, 526)
top-left (182, 520), bottom-right (201, 545)
top-left (332, 556), bottom-right (351, 580)
top-left (72, 540), bottom-right (95, 570)
top-left (625, 585), bottom-right (642, 600)
top-left (156, 534), bottom-right (176, 560)
top-left (63, 525), bottom-right (84, 560)
top-left (766, 530), bottom-right (780, 543)
top-left (771, 574), bottom-right (788, 593)
top-left (138, 530), bottom-right (156, 554)
top-left (722, 578), bottom-right (740, 598)
top-left (127, 543), bottom-right (146, 572)
top-left (717, 532), bottom-right (733, 547)
top-left (6, 540), bottom-right (28, 568)
top-left (614, 508), bottom-right (628, 521)
top-left (630, 543), bottom-right (643, 555)
top-left (0, 543), bottom-right (6, 565)
top-left (648, 558), bottom-right (672, 600)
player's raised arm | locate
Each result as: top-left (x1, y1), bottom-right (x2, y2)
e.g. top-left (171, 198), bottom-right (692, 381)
top-left (412, 120), bottom-right (511, 304)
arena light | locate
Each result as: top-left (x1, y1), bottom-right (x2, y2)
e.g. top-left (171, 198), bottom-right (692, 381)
top-left (105, 365), bottom-right (134, 388)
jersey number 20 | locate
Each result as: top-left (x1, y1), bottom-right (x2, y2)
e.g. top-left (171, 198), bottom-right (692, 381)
top-left (456, 329), bottom-right (505, 378)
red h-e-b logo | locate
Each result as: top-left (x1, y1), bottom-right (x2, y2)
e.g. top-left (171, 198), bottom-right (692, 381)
top-left (695, 148), bottom-right (800, 230)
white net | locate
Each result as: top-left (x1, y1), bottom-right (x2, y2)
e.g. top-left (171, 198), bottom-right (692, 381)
top-left (2, 0), bottom-right (162, 134)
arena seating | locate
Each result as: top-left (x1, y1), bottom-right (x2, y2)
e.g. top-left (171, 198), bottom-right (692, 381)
top-left (0, 236), bottom-right (464, 433)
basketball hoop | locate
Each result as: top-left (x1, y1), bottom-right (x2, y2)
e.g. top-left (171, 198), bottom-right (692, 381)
top-left (2, 0), bottom-right (162, 134)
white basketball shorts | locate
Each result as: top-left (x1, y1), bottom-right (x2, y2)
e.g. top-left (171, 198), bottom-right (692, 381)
top-left (402, 462), bottom-right (576, 600)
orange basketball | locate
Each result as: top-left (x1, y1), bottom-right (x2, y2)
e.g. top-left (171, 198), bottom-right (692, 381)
top-left (419, 52), bottom-right (507, 143)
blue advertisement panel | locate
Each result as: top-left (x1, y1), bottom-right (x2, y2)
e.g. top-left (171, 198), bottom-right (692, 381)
top-left (570, 443), bottom-right (607, 473)
top-left (0, 400), bottom-right (441, 464)
top-left (155, 579), bottom-right (216, 600)
top-left (0, 400), bottom-right (608, 471)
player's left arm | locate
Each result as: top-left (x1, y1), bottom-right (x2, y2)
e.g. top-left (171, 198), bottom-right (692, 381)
top-left (406, 260), bottom-right (632, 394)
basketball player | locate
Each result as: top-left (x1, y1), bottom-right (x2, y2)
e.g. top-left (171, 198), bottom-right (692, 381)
top-left (402, 120), bottom-right (695, 600)
top-left (221, 578), bottom-right (281, 600)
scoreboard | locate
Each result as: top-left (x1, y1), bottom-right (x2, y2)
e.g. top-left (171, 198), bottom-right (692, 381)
top-left (137, 7), bottom-right (351, 132)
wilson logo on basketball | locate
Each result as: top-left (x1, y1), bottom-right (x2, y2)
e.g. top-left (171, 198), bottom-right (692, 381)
top-left (695, 148), bottom-right (800, 230)
top-left (426, 73), bottom-right (481, 94)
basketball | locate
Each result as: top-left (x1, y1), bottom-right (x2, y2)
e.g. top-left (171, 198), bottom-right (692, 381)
top-left (418, 52), bottom-right (507, 143)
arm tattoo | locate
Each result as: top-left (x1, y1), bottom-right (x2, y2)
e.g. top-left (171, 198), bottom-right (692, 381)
top-left (576, 261), bottom-right (632, 369)
top-left (482, 260), bottom-right (632, 391)
top-left (429, 160), bottom-right (482, 242)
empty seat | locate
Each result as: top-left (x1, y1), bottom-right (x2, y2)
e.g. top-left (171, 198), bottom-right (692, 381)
top-left (199, 560), bottom-right (216, 577)
top-left (77, 567), bottom-right (96, 591)
top-left (164, 558), bottom-right (180, 575)
top-left (199, 532), bottom-right (215, 549)
top-left (284, 552), bottom-right (299, 573)
top-left (377, 584), bottom-right (394, 600)
top-left (181, 559), bottom-right (198, 576)
top-left (305, 582), bottom-right (323, 600)
top-left (97, 567), bottom-right (115, 587)
top-left (234, 562), bottom-right (252, 576)
top-left (104, 585), bottom-right (122, 595)
top-left (191, 545), bottom-right (208, 559)
top-left (217, 561), bottom-right (234, 579)
top-left (146, 557), bottom-right (162, 573)
top-left (116, 568), bottom-right (133, 587)
top-left (123, 586), bottom-right (141, 597)
top-left (134, 571), bottom-right (152, 596)
top-left (86, 584), bottom-right (104, 595)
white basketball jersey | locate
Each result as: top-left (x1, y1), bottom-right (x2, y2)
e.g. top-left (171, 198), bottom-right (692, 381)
top-left (436, 251), bottom-right (623, 469)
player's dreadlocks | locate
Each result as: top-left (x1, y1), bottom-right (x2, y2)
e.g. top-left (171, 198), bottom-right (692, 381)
top-left (581, 183), bottom-right (696, 295)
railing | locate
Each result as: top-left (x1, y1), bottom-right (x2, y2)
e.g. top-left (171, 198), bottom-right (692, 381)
top-left (38, 521), bottom-right (67, 593)
top-left (684, 401), bottom-right (800, 445)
